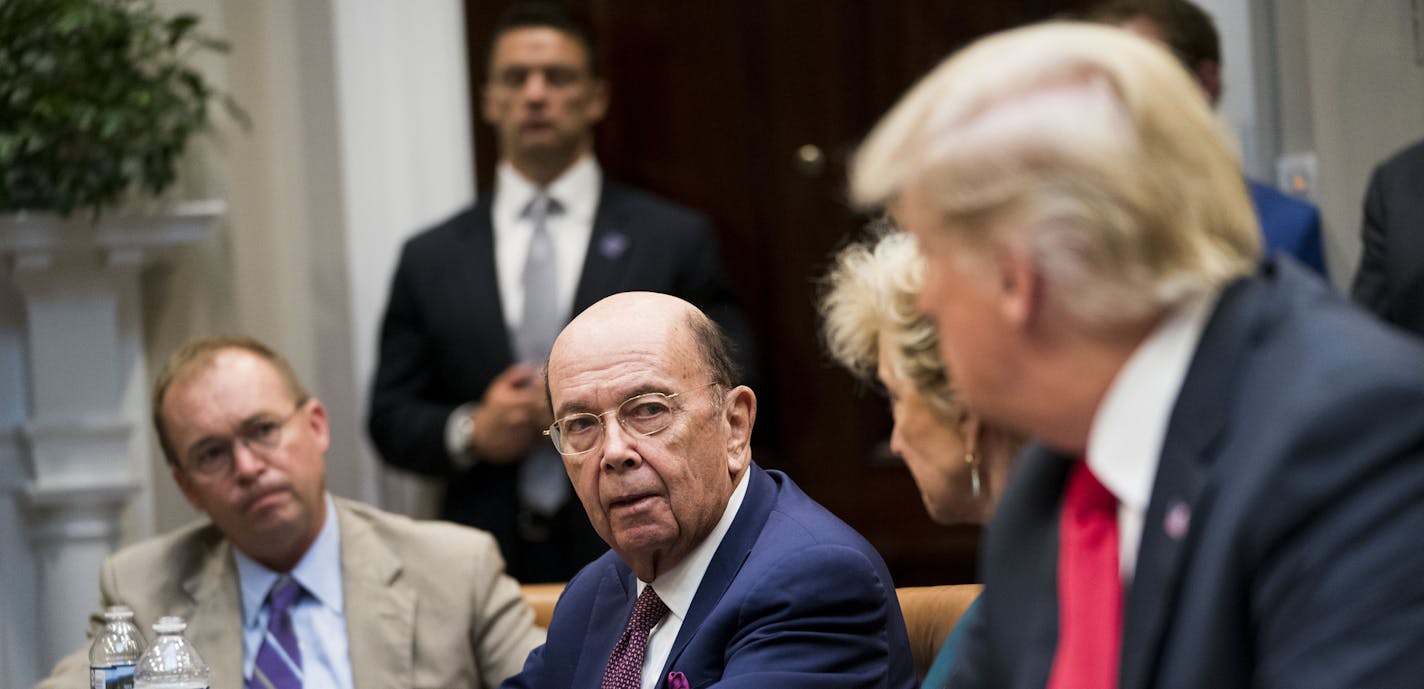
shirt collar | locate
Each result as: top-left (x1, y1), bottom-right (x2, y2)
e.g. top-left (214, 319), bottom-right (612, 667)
top-left (493, 155), bottom-right (601, 226)
top-left (636, 468), bottom-right (751, 622)
top-left (235, 493), bottom-right (344, 628)
top-left (1087, 290), bottom-right (1219, 511)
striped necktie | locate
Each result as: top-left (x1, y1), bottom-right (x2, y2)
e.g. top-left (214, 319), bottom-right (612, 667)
top-left (248, 576), bottom-right (304, 689)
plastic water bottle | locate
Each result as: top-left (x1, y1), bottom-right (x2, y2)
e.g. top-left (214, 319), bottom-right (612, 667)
top-left (133, 616), bottom-right (210, 689)
top-left (90, 606), bottom-right (146, 689)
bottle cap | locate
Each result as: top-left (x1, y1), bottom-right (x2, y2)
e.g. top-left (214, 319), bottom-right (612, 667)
top-left (103, 606), bottom-right (135, 621)
top-left (152, 616), bottom-right (187, 634)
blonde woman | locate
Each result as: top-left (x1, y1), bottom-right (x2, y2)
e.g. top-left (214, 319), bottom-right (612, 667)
top-left (820, 228), bottom-right (1022, 688)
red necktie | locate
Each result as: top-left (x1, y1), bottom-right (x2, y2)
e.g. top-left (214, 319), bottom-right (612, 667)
top-left (1047, 460), bottom-right (1122, 689)
top-left (601, 586), bottom-right (669, 689)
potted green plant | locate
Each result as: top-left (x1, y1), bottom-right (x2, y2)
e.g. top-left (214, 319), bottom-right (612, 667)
top-left (0, 0), bottom-right (245, 217)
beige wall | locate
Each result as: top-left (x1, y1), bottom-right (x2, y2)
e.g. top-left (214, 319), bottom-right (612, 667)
top-left (1185, 0), bottom-right (1422, 289)
top-left (1294, 0), bottom-right (1424, 286)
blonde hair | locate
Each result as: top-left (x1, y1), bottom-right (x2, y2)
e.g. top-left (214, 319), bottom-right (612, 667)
top-left (820, 227), bottom-right (956, 418)
top-left (851, 21), bottom-right (1260, 328)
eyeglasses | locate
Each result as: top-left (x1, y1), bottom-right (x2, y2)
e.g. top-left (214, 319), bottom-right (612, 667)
top-left (544, 383), bottom-right (719, 455)
top-left (181, 401), bottom-right (307, 477)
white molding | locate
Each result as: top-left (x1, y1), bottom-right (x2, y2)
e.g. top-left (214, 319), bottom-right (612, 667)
top-left (20, 416), bottom-right (134, 487)
top-left (0, 200), bottom-right (225, 260)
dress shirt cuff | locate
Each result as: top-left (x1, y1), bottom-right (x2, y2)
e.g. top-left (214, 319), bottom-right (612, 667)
top-left (445, 402), bottom-right (481, 469)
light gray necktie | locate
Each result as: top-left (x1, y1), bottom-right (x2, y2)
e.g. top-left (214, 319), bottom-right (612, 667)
top-left (516, 193), bottom-right (570, 517)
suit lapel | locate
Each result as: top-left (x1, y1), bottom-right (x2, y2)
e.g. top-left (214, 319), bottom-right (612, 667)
top-left (1118, 277), bottom-right (1264, 689)
top-left (459, 199), bottom-right (516, 360)
top-left (572, 565), bottom-right (639, 686)
top-left (573, 182), bottom-right (635, 312)
top-left (337, 501), bottom-right (417, 689)
top-left (1002, 446), bottom-right (1074, 689)
top-left (658, 466), bottom-right (776, 684)
top-left (183, 533), bottom-right (243, 689)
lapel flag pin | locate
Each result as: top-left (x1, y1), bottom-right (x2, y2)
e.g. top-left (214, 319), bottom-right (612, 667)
top-left (1164, 500), bottom-right (1191, 540)
top-left (599, 232), bottom-right (630, 260)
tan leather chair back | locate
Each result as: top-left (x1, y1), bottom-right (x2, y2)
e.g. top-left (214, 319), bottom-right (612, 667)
top-left (521, 582), bottom-right (564, 629)
top-left (896, 584), bottom-right (983, 680)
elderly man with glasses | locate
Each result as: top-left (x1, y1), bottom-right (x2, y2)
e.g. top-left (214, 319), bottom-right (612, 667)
top-left (500, 291), bottom-right (915, 689)
top-left (35, 336), bottom-right (543, 689)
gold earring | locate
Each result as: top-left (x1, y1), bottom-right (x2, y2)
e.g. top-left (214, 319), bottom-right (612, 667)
top-left (965, 450), bottom-right (981, 498)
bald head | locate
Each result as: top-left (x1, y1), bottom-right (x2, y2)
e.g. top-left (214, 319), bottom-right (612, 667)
top-left (552, 291), bottom-right (696, 371)
top-left (545, 292), bottom-right (756, 581)
top-left (550, 292), bottom-right (740, 399)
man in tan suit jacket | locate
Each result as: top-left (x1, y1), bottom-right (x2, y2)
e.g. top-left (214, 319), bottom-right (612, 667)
top-left (35, 336), bottom-right (542, 689)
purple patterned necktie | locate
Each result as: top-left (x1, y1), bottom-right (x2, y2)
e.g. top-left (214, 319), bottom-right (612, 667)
top-left (248, 576), bottom-right (304, 689)
top-left (601, 586), bottom-right (669, 689)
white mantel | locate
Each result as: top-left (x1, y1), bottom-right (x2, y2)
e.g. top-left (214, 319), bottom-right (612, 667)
top-left (0, 200), bottom-right (222, 673)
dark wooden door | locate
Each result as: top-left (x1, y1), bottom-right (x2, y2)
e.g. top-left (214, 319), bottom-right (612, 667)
top-left (465, 0), bottom-right (1087, 585)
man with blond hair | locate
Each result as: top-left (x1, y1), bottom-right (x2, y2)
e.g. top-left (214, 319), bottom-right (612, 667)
top-left (851, 21), bottom-right (1424, 689)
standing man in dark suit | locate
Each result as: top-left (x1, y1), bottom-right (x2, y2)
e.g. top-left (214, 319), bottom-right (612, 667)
top-left (1351, 138), bottom-right (1424, 335)
top-left (852, 22), bottom-right (1424, 689)
top-left (368, 2), bottom-right (750, 583)
top-left (1089, 0), bottom-right (1331, 278)
top-left (503, 291), bottom-right (915, 689)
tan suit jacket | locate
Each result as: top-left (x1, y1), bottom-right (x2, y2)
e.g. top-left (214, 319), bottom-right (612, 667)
top-left (35, 497), bottom-right (544, 689)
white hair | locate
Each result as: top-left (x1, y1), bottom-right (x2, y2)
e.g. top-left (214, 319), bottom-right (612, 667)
top-left (851, 21), bottom-right (1260, 328)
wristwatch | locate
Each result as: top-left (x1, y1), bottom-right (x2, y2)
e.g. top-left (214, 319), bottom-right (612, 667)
top-left (447, 404), bottom-right (480, 468)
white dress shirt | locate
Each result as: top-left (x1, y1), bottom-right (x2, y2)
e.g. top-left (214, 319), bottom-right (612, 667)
top-left (491, 156), bottom-right (601, 340)
top-left (1086, 290), bottom-right (1218, 582)
top-left (636, 470), bottom-right (750, 689)
top-left (235, 494), bottom-right (352, 689)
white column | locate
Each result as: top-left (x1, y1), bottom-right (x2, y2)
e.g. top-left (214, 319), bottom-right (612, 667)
top-left (22, 485), bottom-right (134, 666)
top-left (12, 250), bottom-right (137, 665)
top-left (1, 203), bottom-right (220, 673)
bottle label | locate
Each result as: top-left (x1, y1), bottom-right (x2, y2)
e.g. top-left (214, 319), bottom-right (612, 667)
top-left (91, 664), bottom-right (136, 689)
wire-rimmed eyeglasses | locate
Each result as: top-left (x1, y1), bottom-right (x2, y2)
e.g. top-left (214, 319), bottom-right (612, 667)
top-left (181, 401), bottom-right (307, 477)
top-left (543, 383), bottom-right (719, 455)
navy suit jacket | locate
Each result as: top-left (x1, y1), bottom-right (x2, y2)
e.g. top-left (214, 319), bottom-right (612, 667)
top-left (952, 259), bottom-right (1424, 689)
top-left (367, 180), bottom-right (752, 576)
top-left (501, 465), bottom-right (918, 689)
top-left (1248, 179), bottom-right (1328, 277)
top-left (1352, 138), bottom-right (1424, 335)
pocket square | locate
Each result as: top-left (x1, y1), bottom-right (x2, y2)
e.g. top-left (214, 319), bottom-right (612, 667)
top-left (667, 671), bottom-right (689, 689)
